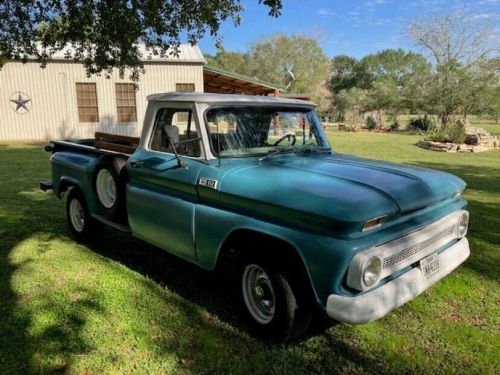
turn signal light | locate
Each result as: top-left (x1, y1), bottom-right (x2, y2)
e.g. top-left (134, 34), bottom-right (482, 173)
top-left (362, 217), bottom-right (384, 231)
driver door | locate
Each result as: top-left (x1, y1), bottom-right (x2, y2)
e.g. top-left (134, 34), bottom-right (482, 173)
top-left (127, 106), bottom-right (205, 262)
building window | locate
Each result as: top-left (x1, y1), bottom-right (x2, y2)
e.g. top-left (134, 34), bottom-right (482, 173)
top-left (176, 83), bottom-right (195, 93)
top-left (76, 83), bottom-right (99, 123)
top-left (115, 83), bottom-right (137, 123)
top-left (175, 83), bottom-right (195, 122)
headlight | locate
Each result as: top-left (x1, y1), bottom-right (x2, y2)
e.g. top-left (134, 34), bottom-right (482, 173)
top-left (362, 257), bottom-right (382, 288)
top-left (457, 211), bottom-right (469, 238)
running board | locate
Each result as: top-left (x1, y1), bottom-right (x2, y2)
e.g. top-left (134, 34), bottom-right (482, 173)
top-left (91, 213), bottom-right (132, 233)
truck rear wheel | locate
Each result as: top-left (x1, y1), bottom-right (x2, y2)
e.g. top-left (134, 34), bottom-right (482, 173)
top-left (240, 256), bottom-right (312, 342)
top-left (94, 157), bottom-right (128, 222)
top-left (66, 188), bottom-right (102, 240)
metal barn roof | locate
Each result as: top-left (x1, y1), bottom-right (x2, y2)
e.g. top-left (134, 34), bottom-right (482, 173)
top-left (29, 43), bottom-right (206, 63)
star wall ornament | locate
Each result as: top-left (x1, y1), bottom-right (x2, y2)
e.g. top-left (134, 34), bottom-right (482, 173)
top-left (9, 92), bottom-right (32, 114)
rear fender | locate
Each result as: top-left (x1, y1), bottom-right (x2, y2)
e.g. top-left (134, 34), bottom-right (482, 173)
top-left (56, 176), bottom-right (81, 198)
top-left (51, 151), bottom-right (100, 212)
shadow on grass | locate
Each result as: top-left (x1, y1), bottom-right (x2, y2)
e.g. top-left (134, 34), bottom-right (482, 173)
top-left (0, 144), bottom-right (107, 372)
top-left (0, 144), bottom-right (395, 374)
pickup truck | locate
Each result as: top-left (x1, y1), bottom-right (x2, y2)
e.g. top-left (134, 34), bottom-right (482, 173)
top-left (41, 93), bottom-right (470, 342)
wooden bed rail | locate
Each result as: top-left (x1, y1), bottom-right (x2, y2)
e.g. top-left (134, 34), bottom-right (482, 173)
top-left (94, 132), bottom-right (140, 154)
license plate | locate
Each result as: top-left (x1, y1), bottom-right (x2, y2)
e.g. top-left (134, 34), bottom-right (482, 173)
top-left (420, 253), bottom-right (440, 278)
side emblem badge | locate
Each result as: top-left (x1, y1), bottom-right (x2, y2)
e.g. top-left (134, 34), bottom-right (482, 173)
top-left (198, 177), bottom-right (218, 189)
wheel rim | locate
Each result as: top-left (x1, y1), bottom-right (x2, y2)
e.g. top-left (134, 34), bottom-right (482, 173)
top-left (69, 198), bottom-right (85, 232)
top-left (96, 169), bottom-right (116, 208)
top-left (242, 264), bottom-right (276, 324)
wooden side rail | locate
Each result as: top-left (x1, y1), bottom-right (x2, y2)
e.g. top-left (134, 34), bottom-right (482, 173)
top-left (94, 132), bottom-right (140, 154)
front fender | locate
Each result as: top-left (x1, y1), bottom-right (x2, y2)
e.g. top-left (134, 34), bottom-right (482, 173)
top-left (194, 204), bottom-right (354, 306)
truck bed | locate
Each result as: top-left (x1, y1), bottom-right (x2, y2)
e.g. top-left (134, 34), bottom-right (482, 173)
top-left (50, 132), bottom-right (140, 156)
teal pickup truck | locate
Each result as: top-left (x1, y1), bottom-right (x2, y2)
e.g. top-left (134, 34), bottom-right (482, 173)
top-left (41, 93), bottom-right (470, 342)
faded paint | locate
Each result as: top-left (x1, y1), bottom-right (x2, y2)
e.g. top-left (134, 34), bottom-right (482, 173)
top-left (0, 60), bottom-right (203, 141)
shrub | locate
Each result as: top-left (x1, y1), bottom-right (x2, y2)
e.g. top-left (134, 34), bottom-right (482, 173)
top-left (424, 123), bottom-right (466, 144)
top-left (425, 128), bottom-right (447, 142)
top-left (366, 116), bottom-right (377, 129)
top-left (390, 122), bottom-right (400, 131)
top-left (409, 116), bottom-right (432, 131)
top-left (447, 123), bottom-right (466, 144)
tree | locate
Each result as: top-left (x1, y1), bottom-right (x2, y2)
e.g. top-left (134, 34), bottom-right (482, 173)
top-left (328, 55), bottom-right (371, 94)
top-left (328, 49), bottom-right (431, 125)
top-left (362, 49), bottom-right (430, 89)
top-left (407, 10), bottom-right (499, 126)
top-left (480, 58), bottom-right (500, 124)
top-left (361, 49), bottom-right (431, 125)
top-left (333, 88), bottom-right (365, 122)
top-left (0, 0), bottom-right (282, 79)
top-left (247, 34), bottom-right (329, 93)
top-left (204, 49), bottom-right (253, 75)
top-left (485, 84), bottom-right (500, 124)
top-left (407, 9), bottom-right (498, 67)
top-left (312, 83), bottom-right (333, 118)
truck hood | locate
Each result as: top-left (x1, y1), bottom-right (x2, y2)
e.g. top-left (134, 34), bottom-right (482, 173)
top-left (218, 153), bottom-right (465, 231)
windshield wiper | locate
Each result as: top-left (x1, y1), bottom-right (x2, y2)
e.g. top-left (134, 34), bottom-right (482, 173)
top-left (258, 148), bottom-right (293, 163)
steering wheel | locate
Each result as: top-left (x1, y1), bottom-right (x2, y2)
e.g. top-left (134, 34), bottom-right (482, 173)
top-left (273, 133), bottom-right (296, 146)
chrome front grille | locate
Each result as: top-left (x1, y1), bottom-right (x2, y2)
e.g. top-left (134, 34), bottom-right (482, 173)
top-left (346, 210), bottom-right (465, 291)
top-left (382, 225), bottom-right (455, 269)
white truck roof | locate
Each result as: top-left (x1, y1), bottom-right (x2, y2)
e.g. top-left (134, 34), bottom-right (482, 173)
top-left (146, 92), bottom-right (316, 108)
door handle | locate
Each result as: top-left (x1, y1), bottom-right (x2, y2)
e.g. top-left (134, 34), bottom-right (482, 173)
top-left (130, 159), bottom-right (144, 168)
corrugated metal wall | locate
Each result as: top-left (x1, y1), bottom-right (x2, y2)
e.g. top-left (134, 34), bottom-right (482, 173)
top-left (0, 61), bottom-right (204, 141)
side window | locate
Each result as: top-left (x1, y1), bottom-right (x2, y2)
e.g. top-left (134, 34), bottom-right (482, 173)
top-left (149, 108), bottom-right (201, 158)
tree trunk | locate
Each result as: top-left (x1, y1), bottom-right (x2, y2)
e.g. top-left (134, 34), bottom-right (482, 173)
top-left (441, 114), bottom-right (449, 128)
top-left (376, 110), bottom-right (384, 128)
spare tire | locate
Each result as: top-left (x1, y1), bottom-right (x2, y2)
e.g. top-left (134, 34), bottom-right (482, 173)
top-left (93, 156), bottom-right (128, 222)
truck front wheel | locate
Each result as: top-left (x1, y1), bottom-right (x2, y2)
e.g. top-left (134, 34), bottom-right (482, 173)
top-left (66, 188), bottom-right (102, 240)
top-left (240, 258), bottom-right (312, 342)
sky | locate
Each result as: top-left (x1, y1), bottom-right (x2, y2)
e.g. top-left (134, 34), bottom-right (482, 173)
top-left (197, 0), bottom-right (500, 59)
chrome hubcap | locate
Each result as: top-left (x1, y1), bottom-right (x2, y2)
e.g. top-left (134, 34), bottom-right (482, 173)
top-left (69, 199), bottom-right (85, 232)
top-left (242, 264), bottom-right (276, 324)
top-left (96, 169), bottom-right (116, 208)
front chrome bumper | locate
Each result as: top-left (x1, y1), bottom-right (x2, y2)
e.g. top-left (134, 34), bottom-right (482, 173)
top-left (326, 237), bottom-right (470, 324)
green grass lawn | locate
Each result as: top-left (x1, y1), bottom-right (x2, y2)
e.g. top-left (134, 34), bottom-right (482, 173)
top-left (0, 135), bottom-right (499, 374)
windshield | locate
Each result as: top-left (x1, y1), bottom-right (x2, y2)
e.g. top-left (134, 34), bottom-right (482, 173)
top-left (205, 106), bottom-right (330, 157)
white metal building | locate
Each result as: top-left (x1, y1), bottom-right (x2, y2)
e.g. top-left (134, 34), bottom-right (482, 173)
top-left (0, 45), bottom-right (205, 141)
